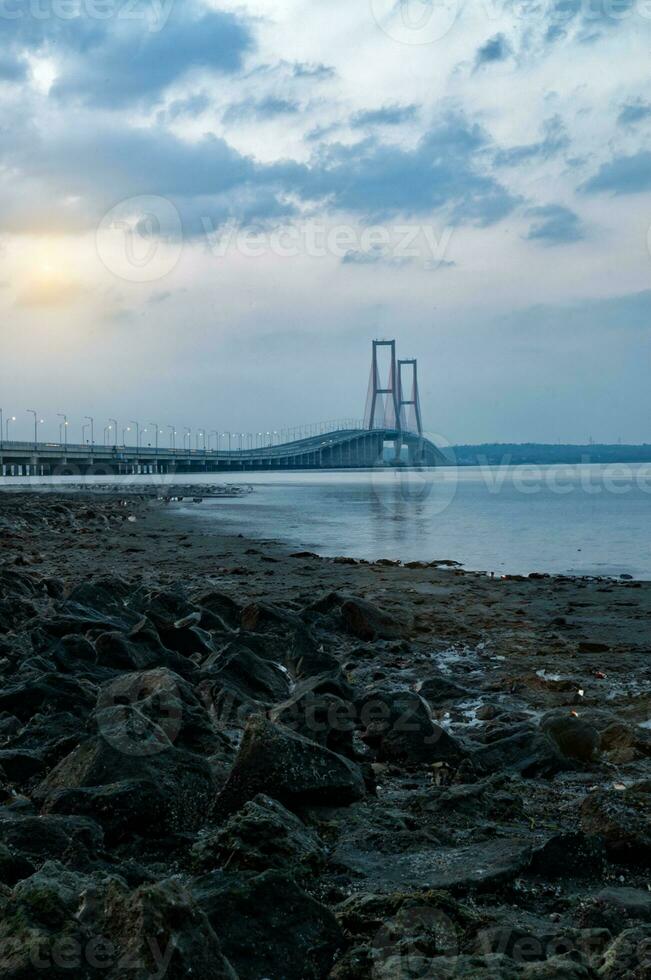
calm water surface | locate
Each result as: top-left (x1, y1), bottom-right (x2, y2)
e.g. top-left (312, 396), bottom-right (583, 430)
top-left (179, 464), bottom-right (651, 580)
top-left (5, 464), bottom-right (650, 579)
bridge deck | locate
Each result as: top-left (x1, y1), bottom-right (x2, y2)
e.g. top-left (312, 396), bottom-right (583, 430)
top-left (0, 428), bottom-right (447, 475)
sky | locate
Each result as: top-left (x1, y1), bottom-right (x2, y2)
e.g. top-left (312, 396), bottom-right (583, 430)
top-left (0, 0), bottom-right (650, 445)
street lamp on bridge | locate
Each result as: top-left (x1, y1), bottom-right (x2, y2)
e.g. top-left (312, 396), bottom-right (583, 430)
top-left (57, 414), bottom-right (68, 449)
top-left (26, 410), bottom-right (44, 450)
top-left (2, 413), bottom-right (15, 446)
top-left (149, 423), bottom-right (160, 452)
top-left (109, 419), bottom-right (118, 449)
top-left (84, 416), bottom-right (94, 448)
top-left (168, 426), bottom-right (176, 450)
top-left (129, 421), bottom-right (141, 450)
top-left (183, 427), bottom-right (191, 452)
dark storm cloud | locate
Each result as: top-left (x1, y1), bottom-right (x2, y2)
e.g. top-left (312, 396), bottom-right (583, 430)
top-left (524, 204), bottom-right (584, 245)
top-left (581, 151), bottom-right (651, 195)
top-left (351, 104), bottom-right (419, 128)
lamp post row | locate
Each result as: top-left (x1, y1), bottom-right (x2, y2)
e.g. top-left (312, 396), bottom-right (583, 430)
top-left (0, 413), bottom-right (365, 453)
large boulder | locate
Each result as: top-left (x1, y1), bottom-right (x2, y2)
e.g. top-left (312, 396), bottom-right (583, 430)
top-left (341, 596), bottom-right (411, 641)
top-left (192, 868), bottom-right (343, 979)
top-left (271, 689), bottom-right (356, 758)
top-left (214, 715), bottom-right (365, 816)
top-left (192, 793), bottom-right (326, 877)
top-left (95, 667), bottom-right (218, 755)
top-left (358, 687), bottom-right (464, 766)
top-left (472, 726), bottom-right (565, 777)
top-left (103, 877), bottom-right (237, 980)
top-left (0, 808), bottom-right (103, 869)
top-left (597, 925), bottom-right (650, 979)
top-left (580, 781), bottom-right (651, 866)
top-left (37, 700), bottom-right (216, 836)
top-left (540, 712), bottom-right (601, 764)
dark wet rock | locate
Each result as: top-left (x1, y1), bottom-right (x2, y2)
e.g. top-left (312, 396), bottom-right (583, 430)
top-left (597, 926), bottom-right (651, 979)
top-left (137, 589), bottom-right (198, 633)
top-left (335, 888), bottom-right (477, 945)
top-left (96, 667), bottom-right (218, 754)
top-left (341, 596), bottom-right (412, 641)
top-left (427, 774), bottom-right (525, 822)
top-left (0, 673), bottom-right (95, 722)
top-left (0, 843), bottom-right (35, 885)
top-left (540, 712), bottom-right (601, 763)
top-left (214, 715), bottom-right (366, 817)
top-left (37, 713), bottom-right (215, 836)
top-left (331, 837), bottom-right (533, 893)
top-left (191, 793), bottom-right (326, 876)
top-left (580, 781), bottom-right (651, 866)
top-left (192, 868), bottom-right (344, 980)
top-left (37, 597), bottom-right (142, 637)
top-left (576, 887), bottom-right (651, 934)
top-left (357, 686), bottom-right (465, 766)
top-left (103, 877), bottom-right (237, 980)
top-left (66, 575), bottom-right (133, 611)
top-left (94, 627), bottom-right (189, 676)
top-left (0, 808), bottom-right (103, 866)
top-left (417, 673), bottom-right (471, 704)
top-left (527, 833), bottom-right (605, 879)
top-left (271, 689), bottom-right (356, 757)
top-left (201, 641), bottom-right (291, 704)
top-left (288, 624), bottom-right (341, 676)
top-left (42, 634), bottom-right (97, 673)
top-left (472, 725), bottom-right (565, 777)
top-left (43, 780), bottom-right (169, 846)
top-left (240, 600), bottom-right (302, 633)
top-left (0, 862), bottom-right (100, 979)
top-left (194, 589), bottom-right (242, 629)
top-left (0, 749), bottom-right (46, 785)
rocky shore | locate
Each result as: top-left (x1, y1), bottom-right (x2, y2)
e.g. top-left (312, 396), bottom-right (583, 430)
top-left (0, 489), bottom-right (649, 979)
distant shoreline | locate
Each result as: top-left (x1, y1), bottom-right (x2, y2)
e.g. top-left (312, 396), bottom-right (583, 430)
top-left (446, 443), bottom-right (651, 466)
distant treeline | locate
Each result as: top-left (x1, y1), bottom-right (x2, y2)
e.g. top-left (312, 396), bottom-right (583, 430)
top-left (444, 443), bottom-right (651, 466)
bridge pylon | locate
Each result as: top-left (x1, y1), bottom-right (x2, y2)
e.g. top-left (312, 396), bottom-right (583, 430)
top-left (365, 340), bottom-right (401, 432)
top-left (397, 358), bottom-right (423, 436)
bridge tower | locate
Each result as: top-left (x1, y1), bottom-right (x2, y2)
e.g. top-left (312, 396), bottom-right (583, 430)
top-left (397, 358), bottom-right (423, 436)
top-left (365, 340), bottom-right (401, 432)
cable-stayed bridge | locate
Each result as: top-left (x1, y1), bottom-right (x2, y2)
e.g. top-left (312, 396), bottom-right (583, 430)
top-left (0, 342), bottom-right (447, 476)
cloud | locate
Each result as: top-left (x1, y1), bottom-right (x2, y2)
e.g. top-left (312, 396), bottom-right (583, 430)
top-left (223, 96), bottom-right (301, 124)
top-left (474, 34), bottom-right (511, 69)
top-left (496, 116), bottom-right (569, 167)
top-left (617, 100), bottom-right (651, 126)
top-left (581, 151), bottom-right (651, 195)
top-left (524, 204), bottom-right (585, 245)
top-left (351, 104), bottom-right (419, 128)
top-left (39, 3), bottom-right (253, 107)
top-left (292, 62), bottom-right (335, 80)
top-left (297, 114), bottom-right (520, 225)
